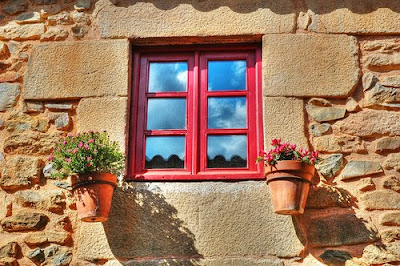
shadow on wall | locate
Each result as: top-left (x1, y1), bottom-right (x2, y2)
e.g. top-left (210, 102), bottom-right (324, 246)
top-left (291, 184), bottom-right (380, 265)
top-left (103, 184), bottom-right (203, 265)
top-left (113, 0), bottom-right (400, 14)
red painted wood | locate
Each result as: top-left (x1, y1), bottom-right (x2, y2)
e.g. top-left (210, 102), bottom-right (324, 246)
top-left (128, 46), bottom-right (264, 181)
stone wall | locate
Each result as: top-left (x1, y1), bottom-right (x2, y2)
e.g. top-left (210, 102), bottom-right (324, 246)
top-left (0, 0), bottom-right (399, 265)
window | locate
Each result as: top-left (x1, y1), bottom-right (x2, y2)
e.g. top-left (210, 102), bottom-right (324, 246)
top-left (128, 46), bottom-right (263, 180)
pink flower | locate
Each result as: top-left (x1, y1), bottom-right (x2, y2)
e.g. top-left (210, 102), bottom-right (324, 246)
top-left (65, 158), bottom-right (72, 163)
top-left (270, 138), bottom-right (282, 146)
top-left (57, 147), bottom-right (61, 152)
top-left (83, 144), bottom-right (89, 150)
top-left (290, 144), bottom-right (296, 150)
top-left (88, 139), bottom-right (94, 144)
top-left (72, 148), bottom-right (78, 154)
top-left (94, 149), bottom-right (97, 153)
top-left (87, 157), bottom-right (92, 161)
top-left (63, 141), bottom-right (67, 145)
top-left (48, 154), bottom-right (54, 161)
top-left (89, 130), bottom-right (94, 133)
top-left (88, 162), bottom-right (92, 167)
top-left (78, 142), bottom-right (84, 148)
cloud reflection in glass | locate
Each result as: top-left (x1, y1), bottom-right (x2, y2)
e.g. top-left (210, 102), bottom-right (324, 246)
top-left (208, 60), bottom-right (246, 91)
top-left (148, 62), bottom-right (187, 92)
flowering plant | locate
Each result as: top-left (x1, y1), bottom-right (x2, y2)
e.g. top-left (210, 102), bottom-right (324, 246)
top-left (48, 131), bottom-right (125, 179)
top-left (257, 138), bottom-right (320, 166)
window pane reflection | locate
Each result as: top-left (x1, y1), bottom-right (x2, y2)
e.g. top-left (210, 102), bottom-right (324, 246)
top-left (147, 98), bottom-right (186, 130)
top-left (207, 135), bottom-right (247, 168)
top-left (208, 60), bottom-right (246, 91)
top-left (145, 136), bottom-right (185, 169)
top-left (208, 97), bottom-right (247, 129)
top-left (149, 62), bottom-right (187, 92)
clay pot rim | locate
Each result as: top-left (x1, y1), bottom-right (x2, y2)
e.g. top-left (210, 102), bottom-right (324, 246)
top-left (265, 160), bottom-right (315, 183)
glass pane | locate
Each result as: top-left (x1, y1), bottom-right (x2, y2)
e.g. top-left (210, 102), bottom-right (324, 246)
top-left (149, 62), bottom-right (187, 92)
top-left (208, 97), bottom-right (247, 129)
top-left (145, 136), bottom-right (185, 169)
top-left (147, 98), bottom-right (186, 130)
top-left (207, 135), bottom-right (247, 168)
top-left (208, 60), bottom-right (246, 91)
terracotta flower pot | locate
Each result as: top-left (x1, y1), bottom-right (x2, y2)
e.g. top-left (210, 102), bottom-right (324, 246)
top-left (265, 160), bottom-right (315, 215)
top-left (71, 172), bottom-right (117, 222)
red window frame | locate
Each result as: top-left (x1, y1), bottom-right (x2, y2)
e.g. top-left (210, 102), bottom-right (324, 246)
top-left (127, 45), bottom-right (264, 181)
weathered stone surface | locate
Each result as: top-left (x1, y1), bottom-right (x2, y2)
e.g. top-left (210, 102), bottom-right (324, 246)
top-left (40, 27), bottom-right (69, 41)
top-left (361, 190), bottom-right (400, 210)
top-left (0, 83), bottom-right (20, 111)
top-left (263, 97), bottom-right (308, 148)
top-left (382, 153), bottom-right (400, 171)
top-left (333, 110), bottom-right (400, 137)
top-left (0, 42), bottom-right (8, 58)
top-left (315, 154), bottom-right (343, 179)
top-left (72, 11), bottom-right (91, 25)
top-left (4, 111), bottom-right (48, 132)
top-left (24, 40), bottom-right (129, 99)
top-left (380, 75), bottom-right (400, 88)
top-left (0, 242), bottom-right (18, 259)
top-left (0, 156), bottom-right (41, 191)
top-left (82, 182), bottom-right (304, 261)
top-left (306, 105), bottom-right (346, 122)
top-left (25, 231), bottom-right (70, 245)
top-left (309, 122), bottom-right (331, 137)
top-left (23, 101), bottom-right (43, 113)
top-left (362, 243), bottom-right (400, 265)
top-left (75, 0), bottom-right (91, 11)
top-left (54, 181), bottom-right (71, 191)
top-left (0, 118), bottom-right (3, 128)
top-left (380, 211), bottom-right (400, 226)
top-left (363, 40), bottom-right (400, 52)
top-left (45, 103), bottom-right (73, 110)
top-left (43, 244), bottom-right (72, 266)
top-left (4, 132), bottom-right (61, 155)
top-left (263, 34), bottom-right (359, 97)
top-left (362, 72), bottom-right (378, 91)
top-left (71, 24), bottom-right (88, 39)
top-left (54, 113), bottom-right (70, 130)
top-left (373, 137), bottom-right (400, 153)
top-left (308, 98), bottom-right (332, 107)
top-left (306, 0), bottom-right (400, 34)
top-left (15, 190), bottom-right (65, 213)
top-left (0, 23), bottom-right (45, 41)
top-left (346, 98), bottom-right (360, 112)
top-left (364, 84), bottom-right (400, 108)
top-left (340, 161), bottom-right (383, 180)
top-left (0, 72), bottom-right (21, 83)
top-left (16, 12), bottom-right (42, 24)
top-left (77, 97), bottom-right (128, 152)
top-left (313, 135), bottom-right (365, 153)
top-left (96, 0), bottom-right (296, 38)
top-left (48, 11), bottom-right (71, 25)
top-left (320, 250), bottom-right (352, 265)
top-left (27, 248), bottom-right (45, 264)
top-left (364, 53), bottom-right (400, 70)
top-left (306, 185), bottom-right (352, 209)
top-left (0, 257), bottom-right (17, 266)
top-left (381, 228), bottom-right (400, 242)
top-left (308, 213), bottom-right (377, 247)
top-left (3, 0), bottom-right (28, 15)
top-left (33, 0), bottom-right (57, 4)
top-left (1, 212), bottom-right (48, 232)
top-left (358, 178), bottom-right (376, 192)
top-left (383, 175), bottom-right (400, 192)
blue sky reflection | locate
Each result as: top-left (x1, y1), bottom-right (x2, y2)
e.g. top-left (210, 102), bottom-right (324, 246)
top-left (208, 97), bottom-right (247, 129)
top-left (147, 98), bottom-right (186, 129)
top-left (149, 62), bottom-right (187, 92)
top-left (145, 136), bottom-right (185, 160)
top-left (207, 135), bottom-right (247, 160)
top-left (208, 60), bottom-right (246, 91)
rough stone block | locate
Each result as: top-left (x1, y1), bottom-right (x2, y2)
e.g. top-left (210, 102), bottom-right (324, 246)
top-left (77, 97), bottom-right (127, 152)
top-left (313, 135), bottom-right (365, 153)
top-left (96, 0), bottom-right (296, 38)
top-left (306, 185), bottom-right (352, 209)
top-left (83, 182), bottom-right (304, 262)
top-left (0, 83), bottom-right (20, 111)
top-left (307, 213), bottom-right (377, 247)
top-left (333, 110), bottom-right (400, 137)
top-left (0, 156), bottom-right (41, 191)
top-left (0, 23), bottom-right (45, 41)
top-left (340, 161), bottom-right (383, 180)
top-left (362, 243), bottom-right (400, 265)
top-left (306, 106), bottom-right (346, 122)
top-left (380, 211), bottom-right (400, 226)
top-left (3, 132), bottom-right (62, 155)
top-left (23, 40), bottom-right (129, 100)
top-left (382, 153), bottom-right (400, 171)
top-left (306, 0), bottom-right (400, 34)
top-left (361, 190), bottom-right (400, 210)
top-left (1, 212), bottom-right (48, 232)
top-left (263, 97), bottom-right (308, 148)
top-left (263, 34), bottom-right (359, 97)
top-left (315, 154), bottom-right (343, 179)
top-left (15, 190), bottom-right (65, 213)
